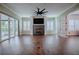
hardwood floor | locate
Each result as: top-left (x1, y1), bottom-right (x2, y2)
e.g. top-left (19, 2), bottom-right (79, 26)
top-left (0, 35), bottom-right (79, 55)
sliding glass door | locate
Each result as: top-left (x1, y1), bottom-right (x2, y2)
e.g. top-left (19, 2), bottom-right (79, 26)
top-left (1, 21), bottom-right (9, 40)
top-left (15, 20), bottom-right (18, 35)
top-left (0, 14), bottom-right (9, 41)
top-left (10, 18), bottom-right (15, 37)
top-left (10, 18), bottom-right (18, 37)
top-left (0, 13), bottom-right (18, 42)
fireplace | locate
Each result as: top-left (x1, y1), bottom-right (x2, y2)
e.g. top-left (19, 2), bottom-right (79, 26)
top-left (33, 18), bottom-right (44, 35)
top-left (33, 25), bottom-right (44, 35)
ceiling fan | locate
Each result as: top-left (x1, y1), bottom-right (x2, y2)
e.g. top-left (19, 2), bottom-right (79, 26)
top-left (34, 8), bottom-right (48, 16)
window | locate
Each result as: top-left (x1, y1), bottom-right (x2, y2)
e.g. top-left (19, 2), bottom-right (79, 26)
top-left (10, 18), bottom-right (15, 37)
top-left (47, 19), bottom-right (54, 31)
top-left (0, 14), bottom-right (9, 41)
top-left (68, 20), bottom-right (75, 31)
top-left (23, 20), bottom-right (31, 31)
top-left (75, 20), bottom-right (79, 31)
top-left (15, 20), bottom-right (18, 35)
top-left (0, 13), bottom-right (18, 42)
top-left (68, 19), bottom-right (79, 31)
top-left (1, 21), bottom-right (9, 40)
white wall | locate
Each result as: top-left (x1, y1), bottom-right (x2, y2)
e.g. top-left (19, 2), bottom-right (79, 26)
top-left (19, 16), bottom-right (57, 35)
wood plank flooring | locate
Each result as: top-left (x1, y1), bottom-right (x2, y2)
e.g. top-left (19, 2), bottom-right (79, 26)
top-left (0, 35), bottom-right (79, 55)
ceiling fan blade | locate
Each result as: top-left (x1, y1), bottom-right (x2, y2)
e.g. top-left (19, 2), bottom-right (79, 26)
top-left (37, 8), bottom-right (40, 12)
top-left (34, 10), bottom-right (37, 13)
top-left (43, 11), bottom-right (48, 13)
top-left (45, 11), bottom-right (48, 13)
top-left (41, 8), bottom-right (45, 12)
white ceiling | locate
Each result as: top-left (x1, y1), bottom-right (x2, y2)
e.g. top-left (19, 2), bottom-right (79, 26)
top-left (2, 3), bottom-right (76, 17)
top-left (69, 9), bottom-right (79, 15)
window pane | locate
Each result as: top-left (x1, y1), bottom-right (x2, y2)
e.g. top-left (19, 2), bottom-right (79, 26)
top-left (1, 14), bottom-right (8, 20)
top-left (74, 20), bottom-right (79, 31)
top-left (23, 20), bottom-right (31, 31)
top-left (47, 20), bottom-right (54, 31)
top-left (1, 21), bottom-right (9, 40)
top-left (68, 20), bottom-right (75, 31)
top-left (15, 20), bottom-right (18, 35)
top-left (10, 18), bottom-right (15, 37)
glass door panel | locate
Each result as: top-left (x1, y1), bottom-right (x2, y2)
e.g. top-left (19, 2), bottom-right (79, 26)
top-left (10, 18), bottom-right (15, 37)
top-left (1, 21), bottom-right (9, 41)
top-left (15, 20), bottom-right (18, 35)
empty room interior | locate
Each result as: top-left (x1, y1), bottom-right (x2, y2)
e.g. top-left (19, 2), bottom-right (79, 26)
top-left (0, 3), bottom-right (79, 55)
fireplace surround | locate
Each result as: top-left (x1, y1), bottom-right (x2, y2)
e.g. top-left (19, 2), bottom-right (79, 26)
top-left (33, 18), bottom-right (44, 35)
